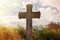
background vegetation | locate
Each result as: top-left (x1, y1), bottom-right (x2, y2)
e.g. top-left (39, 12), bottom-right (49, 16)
top-left (17, 22), bottom-right (60, 40)
top-left (0, 22), bottom-right (60, 40)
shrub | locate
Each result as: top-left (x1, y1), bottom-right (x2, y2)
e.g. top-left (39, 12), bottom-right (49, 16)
top-left (17, 25), bottom-right (26, 40)
top-left (17, 25), bottom-right (60, 40)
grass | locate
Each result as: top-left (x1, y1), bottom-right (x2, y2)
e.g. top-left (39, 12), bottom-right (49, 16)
top-left (0, 25), bottom-right (22, 40)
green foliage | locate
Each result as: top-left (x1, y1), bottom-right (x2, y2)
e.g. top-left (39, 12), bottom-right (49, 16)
top-left (17, 25), bottom-right (26, 39)
top-left (17, 25), bottom-right (60, 40)
top-left (32, 26), bottom-right (41, 40)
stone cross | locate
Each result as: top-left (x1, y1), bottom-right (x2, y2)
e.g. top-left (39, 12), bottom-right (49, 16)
top-left (18, 4), bottom-right (41, 40)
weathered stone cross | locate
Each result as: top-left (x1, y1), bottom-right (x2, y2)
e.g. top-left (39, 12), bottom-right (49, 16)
top-left (18, 4), bottom-right (41, 40)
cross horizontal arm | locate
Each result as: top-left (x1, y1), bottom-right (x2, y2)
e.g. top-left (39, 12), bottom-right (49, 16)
top-left (18, 12), bottom-right (26, 19)
top-left (32, 11), bottom-right (40, 18)
top-left (18, 11), bottom-right (40, 19)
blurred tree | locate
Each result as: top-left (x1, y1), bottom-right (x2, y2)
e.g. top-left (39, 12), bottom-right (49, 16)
top-left (48, 22), bottom-right (60, 29)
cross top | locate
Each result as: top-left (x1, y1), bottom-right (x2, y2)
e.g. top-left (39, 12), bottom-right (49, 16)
top-left (26, 4), bottom-right (33, 12)
top-left (18, 4), bottom-right (40, 19)
top-left (26, 4), bottom-right (33, 8)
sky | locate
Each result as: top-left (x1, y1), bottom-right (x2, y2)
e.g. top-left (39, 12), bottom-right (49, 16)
top-left (0, 0), bottom-right (60, 28)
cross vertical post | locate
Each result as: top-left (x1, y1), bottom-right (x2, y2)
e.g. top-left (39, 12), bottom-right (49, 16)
top-left (26, 4), bottom-right (33, 40)
top-left (18, 4), bottom-right (41, 40)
